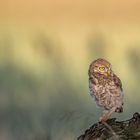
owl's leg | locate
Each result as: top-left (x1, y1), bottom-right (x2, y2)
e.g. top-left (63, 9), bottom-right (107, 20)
top-left (99, 107), bottom-right (116, 122)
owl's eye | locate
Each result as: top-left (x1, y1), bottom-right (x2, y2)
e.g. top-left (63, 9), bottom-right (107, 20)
top-left (99, 66), bottom-right (105, 71)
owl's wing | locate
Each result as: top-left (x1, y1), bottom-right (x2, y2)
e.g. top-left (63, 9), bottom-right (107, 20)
top-left (113, 74), bottom-right (123, 91)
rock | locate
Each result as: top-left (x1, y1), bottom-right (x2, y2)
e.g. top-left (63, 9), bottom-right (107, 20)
top-left (77, 112), bottom-right (140, 140)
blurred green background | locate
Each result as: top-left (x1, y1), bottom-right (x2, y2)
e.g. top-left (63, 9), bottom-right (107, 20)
top-left (0, 0), bottom-right (140, 140)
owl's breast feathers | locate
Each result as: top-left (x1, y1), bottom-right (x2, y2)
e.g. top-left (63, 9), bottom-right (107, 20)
top-left (112, 74), bottom-right (123, 91)
top-left (89, 73), bottom-right (123, 111)
top-left (89, 72), bottom-right (123, 92)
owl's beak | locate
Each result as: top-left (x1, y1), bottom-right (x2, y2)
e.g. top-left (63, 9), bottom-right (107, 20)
top-left (107, 70), bottom-right (111, 75)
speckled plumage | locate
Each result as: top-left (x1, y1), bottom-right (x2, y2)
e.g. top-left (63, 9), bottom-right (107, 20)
top-left (88, 58), bottom-right (123, 122)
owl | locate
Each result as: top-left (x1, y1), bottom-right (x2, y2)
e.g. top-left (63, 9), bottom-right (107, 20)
top-left (88, 58), bottom-right (123, 122)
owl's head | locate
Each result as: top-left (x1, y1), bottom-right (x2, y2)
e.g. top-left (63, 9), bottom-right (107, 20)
top-left (89, 58), bottom-right (112, 76)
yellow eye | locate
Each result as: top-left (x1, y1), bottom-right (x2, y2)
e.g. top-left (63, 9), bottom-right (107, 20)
top-left (99, 66), bottom-right (105, 71)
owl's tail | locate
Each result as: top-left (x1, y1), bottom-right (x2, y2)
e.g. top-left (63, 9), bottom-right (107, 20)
top-left (115, 107), bottom-right (123, 113)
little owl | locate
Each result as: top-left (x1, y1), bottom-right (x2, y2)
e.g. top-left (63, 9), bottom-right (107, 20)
top-left (88, 58), bottom-right (123, 122)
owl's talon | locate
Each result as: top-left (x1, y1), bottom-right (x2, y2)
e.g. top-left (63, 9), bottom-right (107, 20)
top-left (99, 117), bottom-right (107, 123)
